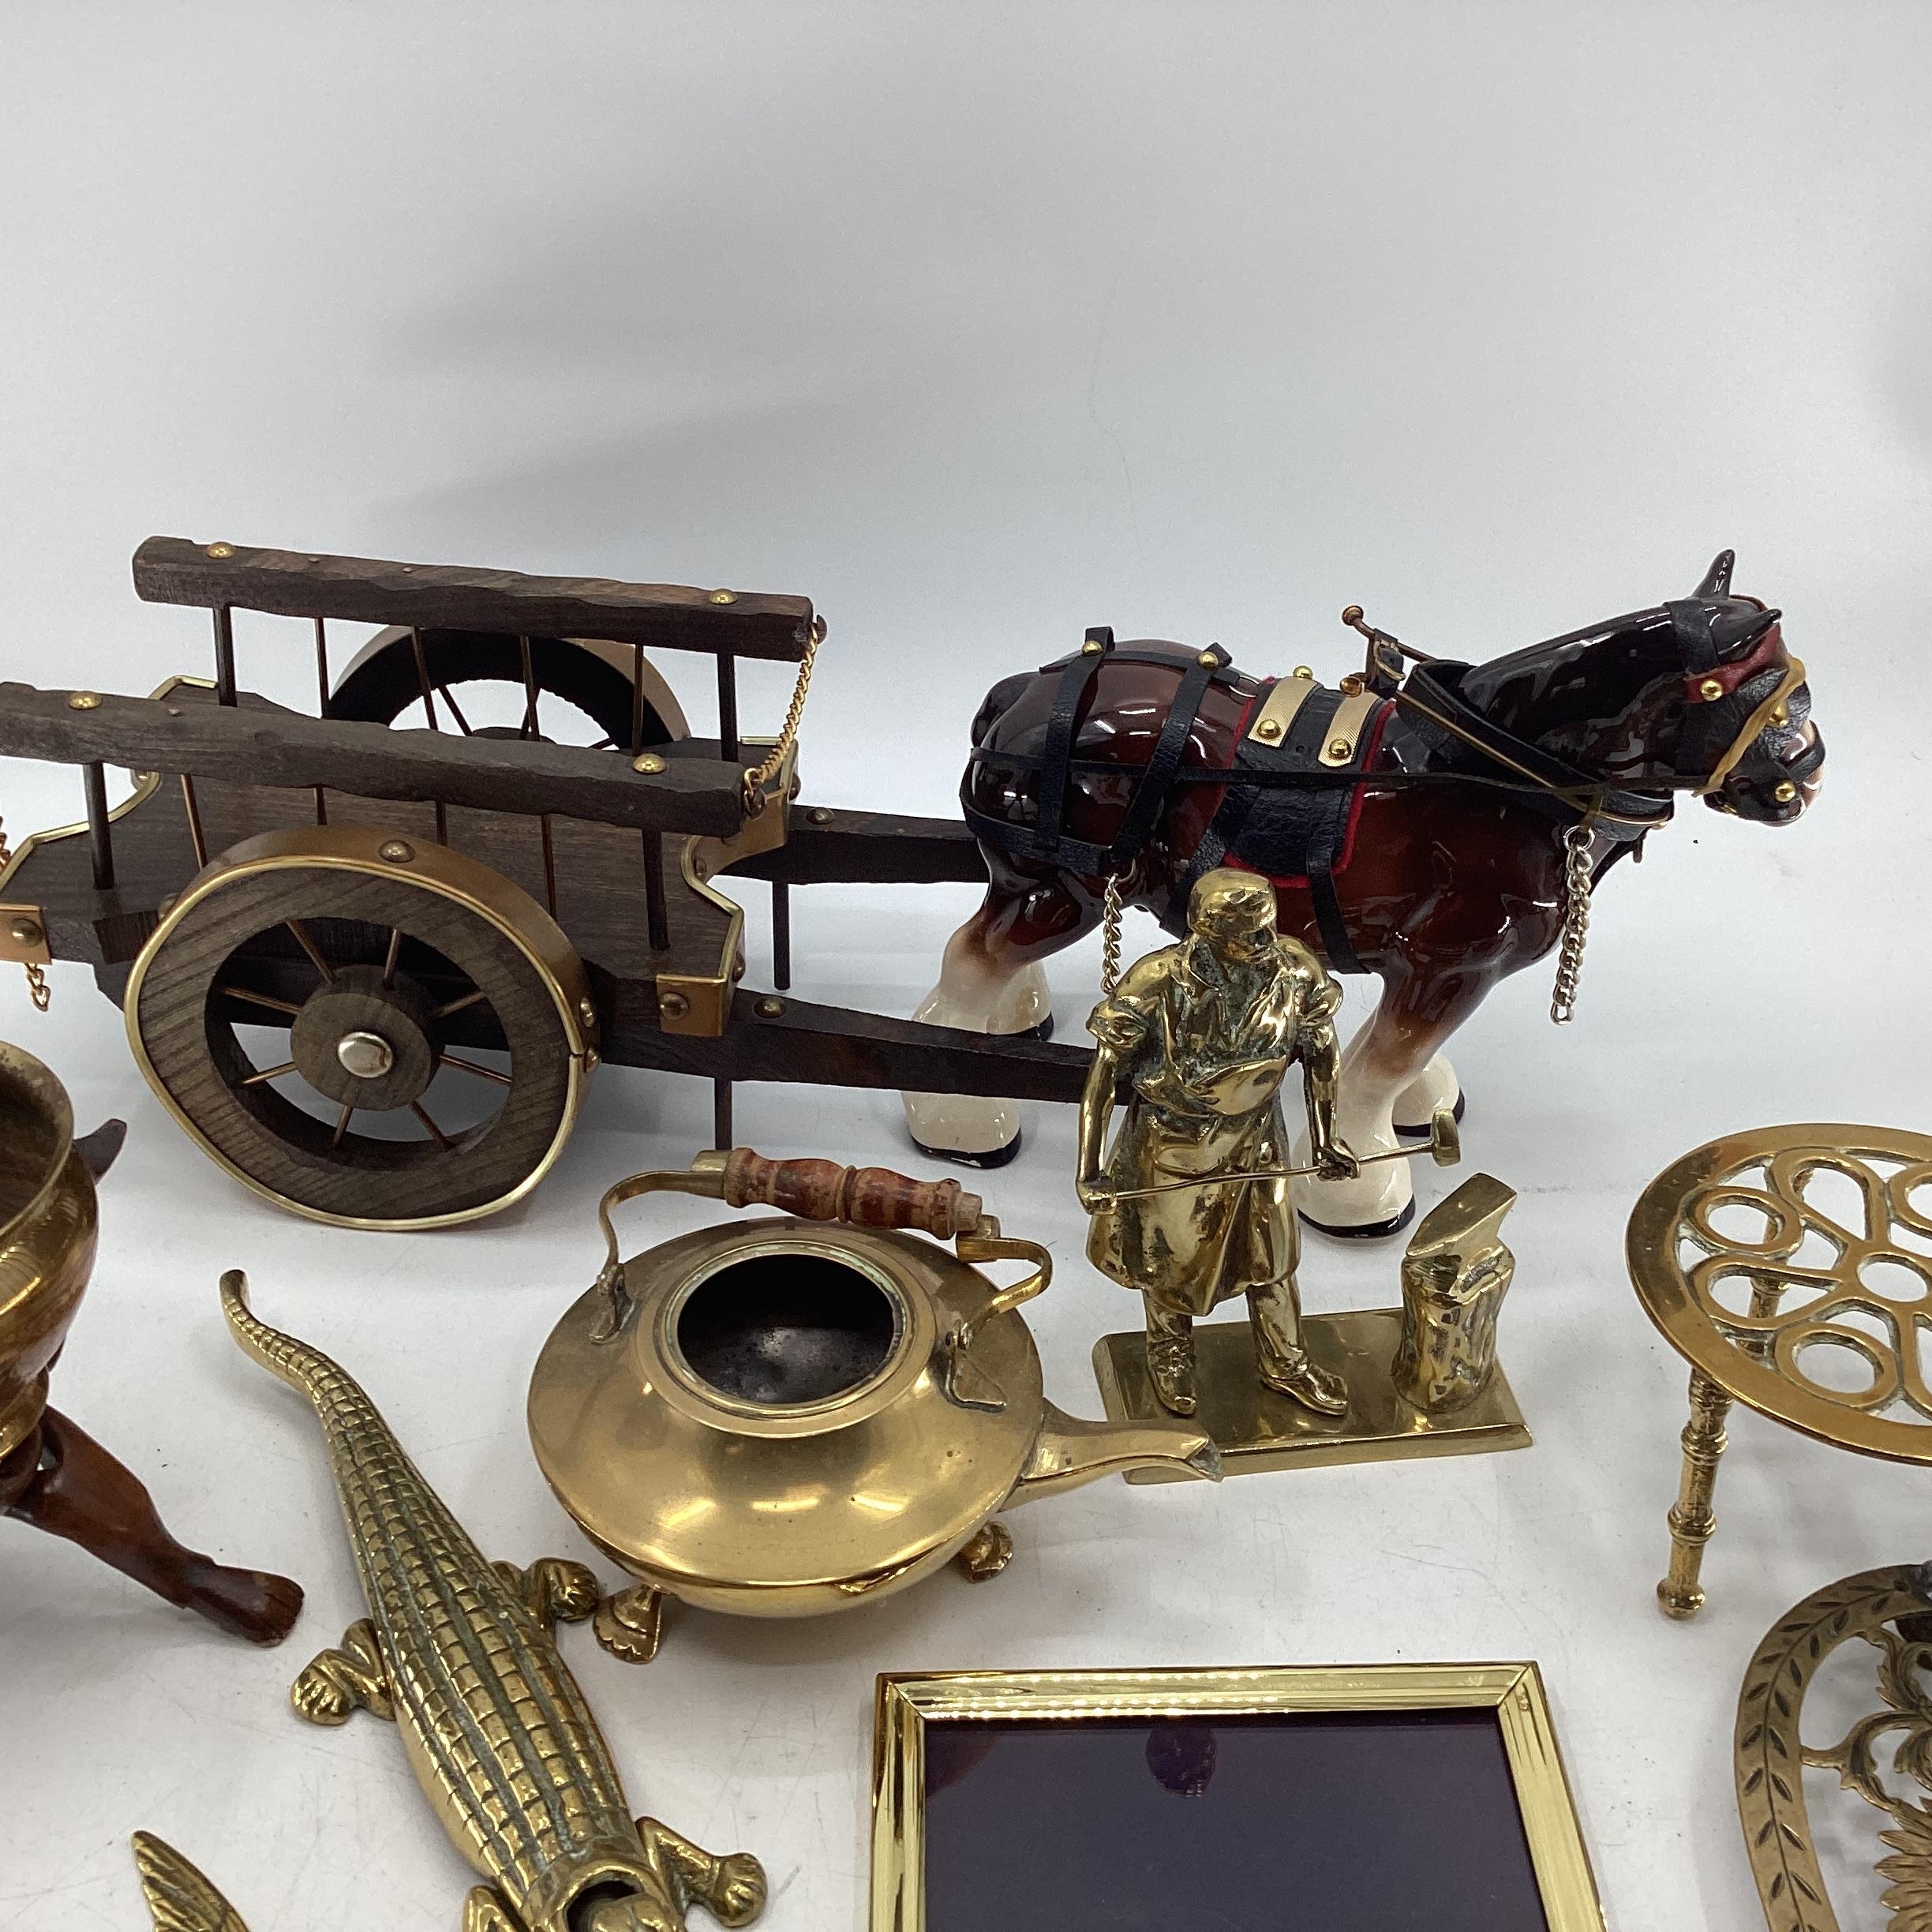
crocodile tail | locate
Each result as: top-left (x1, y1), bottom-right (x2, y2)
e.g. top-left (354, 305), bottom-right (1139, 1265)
top-left (219, 1268), bottom-right (365, 1417)
top-left (130, 1832), bottom-right (251, 1932)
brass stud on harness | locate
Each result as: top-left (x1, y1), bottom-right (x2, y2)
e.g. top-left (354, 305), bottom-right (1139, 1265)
top-left (1082, 638), bottom-right (1104, 656)
top-left (1698, 676), bottom-right (1724, 702)
top-left (1196, 650), bottom-right (1217, 668)
top-left (1773, 780), bottom-right (1799, 803)
top-left (204, 541), bottom-right (235, 559)
top-left (632, 753), bottom-right (666, 775)
top-left (1327, 737), bottom-right (1351, 760)
top-left (66, 691), bottom-right (102, 710)
top-left (1255, 718), bottom-right (1284, 743)
top-left (1292, 665), bottom-right (1314, 680)
top-left (377, 838), bottom-right (415, 863)
top-left (707, 589), bottom-right (737, 605)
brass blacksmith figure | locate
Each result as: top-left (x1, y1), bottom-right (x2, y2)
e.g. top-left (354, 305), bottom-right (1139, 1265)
top-left (1076, 867), bottom-right (1357, 1420)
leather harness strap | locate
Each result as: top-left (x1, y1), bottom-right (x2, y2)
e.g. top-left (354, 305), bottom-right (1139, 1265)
top-left (964, 638), bottom-right (1238, 878)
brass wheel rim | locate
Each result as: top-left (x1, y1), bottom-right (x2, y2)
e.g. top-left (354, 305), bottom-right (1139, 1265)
top-left (125, 824), bottom-right (595, 1230)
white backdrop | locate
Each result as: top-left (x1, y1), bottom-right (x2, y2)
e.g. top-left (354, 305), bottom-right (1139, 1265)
top-left (2, 6), bottom-right (1929, 1928)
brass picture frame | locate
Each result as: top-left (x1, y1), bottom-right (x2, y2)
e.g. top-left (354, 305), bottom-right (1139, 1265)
top-left (871, 1664), bottom-right (1604, 1932)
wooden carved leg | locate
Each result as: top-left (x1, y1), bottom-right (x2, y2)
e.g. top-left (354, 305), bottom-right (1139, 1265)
top-left (594, 1583), bottom-right (668, 1664)
top-left (293, 1617), bottom-right (394, 1724)
top-left (1658, 1370), bottom-right (1733, 1620)
top-left (4, 1408), bottom-right (303, 1645)
top-left (953, 1520), bottom-right (1013, 1582)
top-left (639, 1816), bottom-right (769, 1928)
top-left (495, 1557), bottom-right (600, 1631)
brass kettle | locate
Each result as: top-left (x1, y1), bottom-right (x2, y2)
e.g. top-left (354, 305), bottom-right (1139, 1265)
top-left (528, 1149), bottom-right (1219, 1653)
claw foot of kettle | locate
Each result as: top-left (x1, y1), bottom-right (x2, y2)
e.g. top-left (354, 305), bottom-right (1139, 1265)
top-left (953, 1520), bottom-right (1013, 1582)
top-left (593, 1584), bottom-right (668, 1663)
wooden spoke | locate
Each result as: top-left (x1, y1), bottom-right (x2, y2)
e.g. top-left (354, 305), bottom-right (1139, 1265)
top-left (436, 684), bottom-right (474, 735)
top-left (588, 736), bottom-right (618, 751)
top-left (519, 635), bottom-right (540, 739)
top-left (238, 1061), bottom-right (298, 1087)
top-left (286, 919), bottom-right (335, 983)
top-left (331, 1103), bottom-right (354, 1148)
top-left (440, 1053), bottom-right (513, 1087)
top-left (410, 1101), bottom-right (451, 1149)
top-left (410, 627), bottom-right (440, 729)
top-left (216, 984), bottom-right (303, 1017)
top-left (434, 987), bottom-right (489, 1020)
top-left (380, 926), bottom-right (402, 988)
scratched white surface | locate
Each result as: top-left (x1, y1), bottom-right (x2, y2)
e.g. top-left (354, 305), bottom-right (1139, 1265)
top-left (2, 6), bottom-right (1930, 1928)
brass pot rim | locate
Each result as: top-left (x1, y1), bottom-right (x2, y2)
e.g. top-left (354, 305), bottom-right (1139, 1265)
top-left (0, 1039), bottom-right (75, 1249)
top-left (639, 1230), bottom-right (936, 1440)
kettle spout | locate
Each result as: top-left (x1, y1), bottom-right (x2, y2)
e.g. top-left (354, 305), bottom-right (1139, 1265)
top-left (1010, 1402), bottom-right (1222, 1504)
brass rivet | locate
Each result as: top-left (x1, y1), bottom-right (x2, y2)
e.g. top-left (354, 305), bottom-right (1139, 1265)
top-left (1327, 737), bottom-right (1351, 759)
top-left (67, 691), bottom-right (102, 710)
top-left (1197, 650), bottom-right (1217, 668)
top-left (1339, 674), bottom-right (1365, 696)
top-left (1773, 780), bottom-right (1798, 803)
top-left (377, 838), bottom-right (415, 863)
top-left (1293, 665), bottom-right (1314, 680)
top-left (756, 996), bottom-right (784, 1017)
top-left (1698, 676), bottom-right (1724, 701)
top-left (693, 859), bottom-right (709, 880)
top-left (9, 917), bottom-right (42, 946)
top-left (1255, 719), bottom-right (1283, 742)
top-left (808, 806), bottom-right (834, 825)
top-left (708, 589), bottom-right (737, 605)
top-left (205, 541), bottom-right (234, 559)
top-left (731, 957), bottom-right (746, 982)
top-left (156, 894), bottom-right (177, 917)
top-left (166, 706), bottom-right (182, 717)
top-left (578, 998), bottom-right (597, 1025)
top-left (1770, 704), bottom-right (1790, 727)
top-left (583, 1048), bottom-right (600, 1070)
top-left (1081, 638), bottom-right (1103, 655)
top-left (632, 753), bottom-right (665, 775)
top-left (658, 990), bottom-right (689, 1018)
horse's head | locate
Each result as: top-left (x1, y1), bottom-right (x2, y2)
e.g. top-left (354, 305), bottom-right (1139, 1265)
top-left (1458, 549), bottom-right (1824, 825)
top-left (1667, 549), bottom-right (1824, 825)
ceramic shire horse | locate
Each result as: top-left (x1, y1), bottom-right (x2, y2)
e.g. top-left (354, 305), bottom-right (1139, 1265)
top-left (901, 552), bottom-right (1825, 1234)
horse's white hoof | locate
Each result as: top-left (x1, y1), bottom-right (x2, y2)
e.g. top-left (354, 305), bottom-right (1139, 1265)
top-left (1293, 1159), bottom-right (1416, 1239)
top-left (901, 1090), bottom-right (1022, 1167)
top-left (1393, 1054), bottom-right (1461, 1136)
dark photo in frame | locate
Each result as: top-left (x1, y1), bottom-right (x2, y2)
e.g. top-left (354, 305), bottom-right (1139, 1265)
top-left (871, 1665), bottom-right (1603, 1932)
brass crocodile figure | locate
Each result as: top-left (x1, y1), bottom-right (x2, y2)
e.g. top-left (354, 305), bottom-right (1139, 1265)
top-left (220, 1271), bottom-right (766, 1932)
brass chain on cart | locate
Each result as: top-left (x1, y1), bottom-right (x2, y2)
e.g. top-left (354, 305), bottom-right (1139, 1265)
top-left (1548, 819), bottom-right (1596, 1024)
top-left (0, 816), bottom-right (51, 1011)
top-left (742, 616), bottom-right (827, 814)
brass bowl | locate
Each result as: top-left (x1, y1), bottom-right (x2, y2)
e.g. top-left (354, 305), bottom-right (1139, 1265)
top-left (0, 1042), bottom-right (103, 1461)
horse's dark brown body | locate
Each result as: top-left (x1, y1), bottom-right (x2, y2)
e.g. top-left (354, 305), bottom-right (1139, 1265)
top-left (903, 553), bottom-right (1823, 1232)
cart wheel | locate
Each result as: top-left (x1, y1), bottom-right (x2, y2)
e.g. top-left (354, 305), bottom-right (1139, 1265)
top-left (328, 628), bottom-right (687, 750)
top-left (124, 825), bottom-right (597, 1229)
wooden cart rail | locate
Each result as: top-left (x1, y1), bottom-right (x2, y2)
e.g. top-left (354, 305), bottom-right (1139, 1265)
top-left (133, 537), bottom-right (814, 661)
top-left (0, 683), bottom-right (747, 837)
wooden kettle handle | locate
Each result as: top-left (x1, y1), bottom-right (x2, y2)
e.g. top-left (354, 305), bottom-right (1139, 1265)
top-left (720, 1149), bottom-right (983, 1239)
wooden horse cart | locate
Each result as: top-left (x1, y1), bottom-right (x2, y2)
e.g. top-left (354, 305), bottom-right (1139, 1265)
top-left (0, 538), bottom-right (1088, 1227)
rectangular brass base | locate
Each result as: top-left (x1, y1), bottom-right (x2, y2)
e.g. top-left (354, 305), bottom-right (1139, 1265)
top-left (1091, 1305), bottom-right (1532, 1483)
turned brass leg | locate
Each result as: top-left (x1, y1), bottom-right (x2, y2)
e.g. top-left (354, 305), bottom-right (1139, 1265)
top-left (1658, 1370), bottom-right (1733, 1619)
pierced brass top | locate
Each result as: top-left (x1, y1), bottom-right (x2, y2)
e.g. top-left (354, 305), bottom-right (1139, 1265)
top-left (1627, 1124), bottom-right (1932, 1464)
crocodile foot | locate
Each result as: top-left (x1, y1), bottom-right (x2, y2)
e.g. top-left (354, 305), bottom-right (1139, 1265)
top-left (292, 1617), bottom-right (393, 1724)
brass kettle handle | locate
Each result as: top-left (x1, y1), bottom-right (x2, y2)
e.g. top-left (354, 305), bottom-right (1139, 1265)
top-left (588, 1148), bottom-right (987, 1342)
